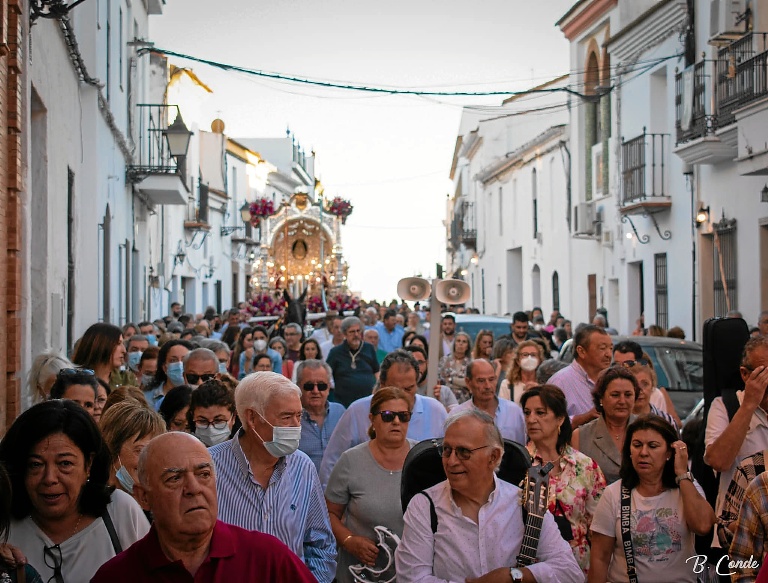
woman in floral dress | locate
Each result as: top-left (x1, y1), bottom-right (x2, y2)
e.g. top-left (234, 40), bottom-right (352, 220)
top-left (521, 384), bottom-right (606, 575)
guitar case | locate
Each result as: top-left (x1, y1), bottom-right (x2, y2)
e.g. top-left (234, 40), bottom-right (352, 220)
top-left (400, 438), bottom-right (531, 513)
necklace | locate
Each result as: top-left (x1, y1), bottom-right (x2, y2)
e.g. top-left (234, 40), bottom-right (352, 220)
top-left (605, 420), bottom-right (625, 440)
top-left (349, 343), bottom-right (363, 369)
top-left (71, 513), bottom-right (83, 537)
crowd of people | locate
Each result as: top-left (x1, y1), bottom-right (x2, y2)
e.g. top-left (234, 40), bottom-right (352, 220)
top-left (0, 300), bottom-right (766, 582)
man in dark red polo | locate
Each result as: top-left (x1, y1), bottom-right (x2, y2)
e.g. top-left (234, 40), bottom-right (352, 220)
top-left (90, 432), bottom-right (315, 582)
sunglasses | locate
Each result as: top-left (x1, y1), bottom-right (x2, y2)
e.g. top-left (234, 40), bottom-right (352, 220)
top-left (437, 444), bottom-right (490, 461)
top-left (302, 381), bottom-right (329, 392)
top-left (57, 368), bottom-right (95, 377)
top-left (616, 359), bottom-right (649, 369)
top-left (374, 410), bottom-right (412, 423)
top-left (44, 544), bottom-right (64, 583)
top-left (186, 373), bottom-right (217, 384)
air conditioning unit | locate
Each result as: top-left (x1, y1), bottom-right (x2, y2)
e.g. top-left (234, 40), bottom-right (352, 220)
top-left (575, 202), bottom-right (596, 235)
top-left (709, 0), bottom-right (747, 44)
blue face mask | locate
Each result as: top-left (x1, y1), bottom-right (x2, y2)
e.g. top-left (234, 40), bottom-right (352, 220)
top-left (166, 362), bottom-right (185, 387)
top-left (127, 351), bottom-right (142, 371)
top-left (218, 362), bottom-right (228, 374)
top-left (147, 334), bottom-right (158, 346)
top-left (115, 459), bottom-right (135, 493)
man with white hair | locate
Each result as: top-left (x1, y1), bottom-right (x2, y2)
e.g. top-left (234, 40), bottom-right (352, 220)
top-left (327, 316), bottom-right (379, 407)
top-left (396, 409), bottom-right (582, 583)
top-left (209, 372), bottom-right (336, 583)
top-left (183, 347), bottom-right (220, 387)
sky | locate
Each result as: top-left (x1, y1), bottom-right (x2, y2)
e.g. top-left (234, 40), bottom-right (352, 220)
top-left (150, 0), bottom-right (575, 302)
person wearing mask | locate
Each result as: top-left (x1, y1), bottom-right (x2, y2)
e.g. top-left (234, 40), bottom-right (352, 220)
top-left (452, 359), bottom-right (526, 444)
top-left (201, 339), bottom-right (231, 375)
top-left (325, 387), bottom-right (415, 582)
top-left (100, 400), bottom-right (166, 504)
top-left (48, 368), bottom-right (99, 418)
top-left (572, 366), bottom-right (639, 484)
top-left (125, 335), bottom-right (149, 374)
top-left (137, 346), bottom-right (159, 390)
top-left (549, 324), bottom-right (613, 429)
top-left (187, 380), bottom-right (237, 447)
top-left (499, 341), bottom-right (546, 403)
top-left (209, 372), bottom-right (336, 582)
top-left (143, 340), bottom-right (194, 411)
top-left (137, 321), bottom-right (159, 346)
top-left (521, 385), bottom-right (606, 575)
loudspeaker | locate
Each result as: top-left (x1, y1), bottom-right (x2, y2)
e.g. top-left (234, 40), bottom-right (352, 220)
top-left (397, 277), bottom-right (432, 301)
top-left (435, 279), bottom-right (470, 305)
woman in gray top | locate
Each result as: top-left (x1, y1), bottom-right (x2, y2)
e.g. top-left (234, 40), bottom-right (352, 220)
top-left (571, 366), bottom-right (639, 484)
top-left (325, 386), bottom-right (416, 583)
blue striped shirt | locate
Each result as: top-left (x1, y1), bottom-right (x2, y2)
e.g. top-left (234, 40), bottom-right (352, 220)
top-left (300, 402), bottom-right (346, 473)
top-left (209, 433), bottom-right (337, 583)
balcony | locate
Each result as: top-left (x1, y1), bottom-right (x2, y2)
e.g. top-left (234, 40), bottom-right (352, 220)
top-left (127, 104), bottom-right (189, 205)
top-left (458, 201), bottom-right (477, 249)
top-left (620, 131), bottom-right (672, 215)
top-left (184, 183), bottom-right (210, 232)
top-left (716, 33), bottom-right (768, 126)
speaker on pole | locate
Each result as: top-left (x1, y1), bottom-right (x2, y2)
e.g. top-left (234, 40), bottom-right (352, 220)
top-left (397, 277), bottom-right (432, 302)
top-left (435, 279), bottom-right (471, 305)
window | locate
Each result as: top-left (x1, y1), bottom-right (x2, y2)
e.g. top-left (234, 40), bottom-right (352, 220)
top-left (712, 219), bottom-right (737, 317)
top-left (654, 253), bottom-right (668, 329)
top-left (552, 271), bottom-right (560, 311)
top-left (532, 168), bottom-right (538, 238)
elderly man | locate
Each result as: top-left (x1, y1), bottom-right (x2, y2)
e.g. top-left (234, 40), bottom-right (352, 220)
top-left (375, 309), bottom-right (405, 354)
top-left (209, 372), bottom-right (336, 582)
top-left (297, 359), bottom-right (345, 472)
top-left (319, 314), bottom-right (344, 362)
top-left (453, 359), bottom-right (525, 443)
top-left (548, 324), bottom-right (612, 428)
top-left (705, 336), bottom-right (768, 555)
top-left (183, 348), bottom-right (220, 387)
top-left (326, 316), bottom-right (379, 407)
top-left (395, 410), bottom-right (582, 583)
top-left (283, 323), bottom-right (303, 362)
top-left (364, 328), bottom-right (388, 364)
top-left (406, 345), bottom-right (458, 412)
top-left (319, 349), bottom-right (448, 487)
top-left (91, 432), bottom-right (314, 582)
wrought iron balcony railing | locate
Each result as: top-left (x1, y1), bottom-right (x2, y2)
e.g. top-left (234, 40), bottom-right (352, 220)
top-left (127, 104), bottom-right (185, 181)
top-left (716, 32), bottom-right (768, 126)
top-left (621, 130), bottom-right (670, 207)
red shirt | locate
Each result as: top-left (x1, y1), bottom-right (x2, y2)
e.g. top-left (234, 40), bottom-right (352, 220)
top-left (90, 520), bottom-right (317, 583)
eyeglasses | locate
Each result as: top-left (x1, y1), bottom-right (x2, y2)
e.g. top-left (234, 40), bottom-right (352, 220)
top-left (302, 381), bottom-right (329, 392)
top-left (616, 359), bottom-right (648, 369)
top-left (44, 544), bottom-right (64, 583)
top-left (374, 410), bottom-right (412, 423)
top-left (195, 418), bottom-right (231, 430)
top-left (437, 444), bottom-right (490, 460)
top-left (185, 373), bottom-right (217, 384)
top-left (57, 368), bottom-right (95, 378)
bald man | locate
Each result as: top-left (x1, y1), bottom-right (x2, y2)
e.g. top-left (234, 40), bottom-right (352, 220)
top-left (91, 433), bottom-right (314, 582)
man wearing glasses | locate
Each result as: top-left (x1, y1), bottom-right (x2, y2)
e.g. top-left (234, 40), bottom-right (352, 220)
top-left (297, 359), bottom-right (345, 472)
top-left (183, 348), bottom-right (220, 387)
top-left (396, 409), bottom-right (582, 583)
top-left (283, 323), bottom-right (304, 363)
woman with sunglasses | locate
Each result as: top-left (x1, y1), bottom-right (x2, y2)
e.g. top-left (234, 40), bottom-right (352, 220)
top-left (325, 387), bottom-right (415, 583)
top-left (0, 401), bottom-right (149, 583)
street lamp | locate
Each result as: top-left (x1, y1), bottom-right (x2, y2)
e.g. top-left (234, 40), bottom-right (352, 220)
top-left (240, 202), bottom-right (252, 223)
top-left (761, 184), bottom-right (768, 203)
top-left (163, 112), bottom-right (193, 158)
top-left (695, 205), bottom-right (710, 228)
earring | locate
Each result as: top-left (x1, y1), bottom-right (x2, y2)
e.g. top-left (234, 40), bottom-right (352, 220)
top-left (557, 425), bottom-right (561, 436)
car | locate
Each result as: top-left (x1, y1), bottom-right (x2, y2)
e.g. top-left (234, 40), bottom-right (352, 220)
top-left (453, 314), bottom-right (514, 344)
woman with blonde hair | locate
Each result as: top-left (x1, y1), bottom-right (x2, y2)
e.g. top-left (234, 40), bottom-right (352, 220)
top-left (438, 332), bottom-right (472, 403)
top-left (499, 340), bottom-right (545, 403)
top-left (26, 352), bottom-right (73, 403)
top-left (472, 330), bottom-right (494, 360)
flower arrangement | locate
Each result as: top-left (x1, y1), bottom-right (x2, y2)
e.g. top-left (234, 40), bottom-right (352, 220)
top-left (328, 197), bottom-right (354, 224)
top-left (248, 292), bottom-right (284, 316)
top-left (248, 198), bottom-right (276, 227)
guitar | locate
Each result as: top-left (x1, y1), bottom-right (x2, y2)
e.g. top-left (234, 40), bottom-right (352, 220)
top-left (516, 461), bottom-right (554, 567)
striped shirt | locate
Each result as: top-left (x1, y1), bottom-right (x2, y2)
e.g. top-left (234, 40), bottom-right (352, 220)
top-left (209, 432), bottom-right (337, 583)
top-left (730, 470), bottom-right (768, 583)
top-left (300, 402), bottom-right (346, 473)
top-left (718, 449), bottom-right (767, 548)
top-left (548, 360), bottom-right (595, 417)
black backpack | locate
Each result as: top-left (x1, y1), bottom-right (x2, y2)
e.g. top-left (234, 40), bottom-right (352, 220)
top-left (400, 438), bottom-right (531, 532)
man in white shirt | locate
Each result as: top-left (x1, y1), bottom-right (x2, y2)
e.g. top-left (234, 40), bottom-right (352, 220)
top-left (395, 409), bottom-right (581, 583)
top-left (318, 350), bottom-right (447, 487)
top-left (319, 314), bottom-right (344, 362)
top-left (453, 359), bottom-right (526, 444)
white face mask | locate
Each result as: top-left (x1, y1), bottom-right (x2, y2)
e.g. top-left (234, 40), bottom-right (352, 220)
top-left (253, 412), bottom-right (301, 458)
top-left (520, 356), bottom-right (540, 372)
top-left (253, 339), bottom-right (268, 352)
top-left (195, 424), bottom-right (231, 447)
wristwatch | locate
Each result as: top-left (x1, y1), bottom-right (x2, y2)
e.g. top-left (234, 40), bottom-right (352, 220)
top-left (510, 567), bottom-right (524, 582)
top-left (675, 471), bottom-right (693, 485)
